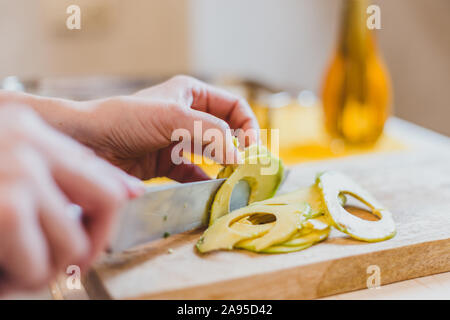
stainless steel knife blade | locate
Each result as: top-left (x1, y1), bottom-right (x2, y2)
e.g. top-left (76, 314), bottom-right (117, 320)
top-left (109, 179), bottom-right (226, 253)
top-left (109, 168), bottom-right (290, 253)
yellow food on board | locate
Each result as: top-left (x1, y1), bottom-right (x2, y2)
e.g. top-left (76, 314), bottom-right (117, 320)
top-left (197, 168), bottom-right (396, 254)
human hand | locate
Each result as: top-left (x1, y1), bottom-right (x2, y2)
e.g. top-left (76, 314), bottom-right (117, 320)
top-left (77, 75), bottom-right (260, 182)
top-left (0, 105), bottom-right (143, 295)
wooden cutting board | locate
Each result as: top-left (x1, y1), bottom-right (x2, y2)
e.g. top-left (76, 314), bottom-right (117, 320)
top-left (84, 120), bottom-right (450, 300)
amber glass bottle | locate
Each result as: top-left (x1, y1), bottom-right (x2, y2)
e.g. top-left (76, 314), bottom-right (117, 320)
top-left (322, 0), bottom-right (391, 144)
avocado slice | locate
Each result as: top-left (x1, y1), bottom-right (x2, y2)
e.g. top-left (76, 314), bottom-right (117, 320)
top-left (197, 203), bottom-right (307, 253)
top-left (317, 171), bottom-right (396, 242)
top-left (198, 168), bottom-right (395, 255)
top-left (281, 215), bottom-right (330, 246)
top-left (260, 242), bottom-right (313, 254)
top-left (216, 144), bottom-right (271, 179)
top-left (216, 165), bottom-right (234, 179)
top-left (302, 214), bottom-right (331, 230)
top-left (254, 184), bottom-right (346, 218)
top-left (282, 228), bottom-right (330, 247)
top-left (209, 145), bottom-right (284, 225)
top-left (235, 203), bottom-right (310, 252)
top-left (239, 214), bottom-right (329, 253)
top-left (230, 220), bottom-right (275, 234)
top-left (255, 185), bottom-right (324, 217)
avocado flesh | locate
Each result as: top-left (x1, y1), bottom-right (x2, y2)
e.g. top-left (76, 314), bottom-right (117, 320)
top-left (209, 145), bottom-right (284, 226)
top-left (199, 168), bottom-right (395, 255)
top-left (254, 184), bottom-right (346, 218)
top-left (197, 204), bottom-right (307, 253)
top-left (216, 165), bottom-right (234, 179)
top-left (317, 171), bottom-right (396, 242)
top-left (230, 220), bottom-right (275, 234)
top-left (196, 210), bottom-right (271, 253)
top-left (238, 214), bottom-right (329, 253)
top-left (260, 242), bottom-right (313, 254)
top-left (216, 144), bottom-right (271, 179)
top-left (235, 203), bottom-right (310, 251)
top-left (242, 144), bottom-right (271, 159)
top-left (255, 185), bottom-right (324, 217)
top-left (282, 228), bottom-right (330, 247)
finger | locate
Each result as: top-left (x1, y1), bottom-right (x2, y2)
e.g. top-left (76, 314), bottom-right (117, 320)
top-left (189, 80), bottom-right (260, 146)
top-left (167, 162), bottom-right (211, 183)
top-left (51, 155), bottom-right (128, 266)
top-left (0, 185), bottom-right (51, 292)
top-left (155, 146), bottom-right (211, 183)
top-left (170, 107), bottom-right (241, 165)
top-left (37, 127), bottom-right (145, 201)
top-left (15, 145), bottom-right (90, 276)
top-left (103, 161), bottom-right (146, 199)
top-left (35, 173), bottom-right (90, 273)
top-left (30, 125), bottom-right (133, 264)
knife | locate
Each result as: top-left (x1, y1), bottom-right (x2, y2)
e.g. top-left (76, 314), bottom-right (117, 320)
top-left (108, 178), bottom-right (252, 253)
top-left (69, 170), bottom-right (289, 253)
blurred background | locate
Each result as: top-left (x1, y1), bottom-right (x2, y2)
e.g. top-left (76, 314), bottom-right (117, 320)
top-left (1, 0), bottom-right (449, 137)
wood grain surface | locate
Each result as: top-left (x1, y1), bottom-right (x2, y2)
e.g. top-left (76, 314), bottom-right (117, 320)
top-left (84, 120), bottom-right (450, 299)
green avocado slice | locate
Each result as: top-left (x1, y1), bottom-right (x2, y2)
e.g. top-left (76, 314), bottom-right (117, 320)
top-left (253, 184), bottom-right (346, 218)
top-left (255, 185), bottom-right (324, 217)
top-left (260, 242), bottom-right (313, 254)
top-left (258, 215), bottom-right (330, 253)
top-left (317, 171), bottom-right (396, 242)
top-left (209, 145), bottom-right (284, 225)
top-left (235, 203), bottom-right (310, 252)
top-left (197, 204), bottom-right (307, 253)
top-left (282, 228), bottom-right (330, 247)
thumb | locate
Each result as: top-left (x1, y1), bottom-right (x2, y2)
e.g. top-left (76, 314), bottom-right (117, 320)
top-left (168, 108), bottom-right (241, 165)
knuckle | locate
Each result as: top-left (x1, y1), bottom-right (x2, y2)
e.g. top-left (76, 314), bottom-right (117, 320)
top-left (0, 105), bottom-right (41, 133)
top-left (216, 118), bottom-right (231, 131)
top-left (108, 184), bottom-right (127, 207)
top-left (85, 160), bottom-right (127, 210)
top-left (109, 95), bottom-right (129, 106)
top-left (0, 104), bottom-right (35, 118)
top-left (169, 103), bottom-right (187, 115)
top-left (70, 238), bottom-right (89, 262)
top-left (76, 144), bottom-right (96, 163)
top-left (0, 199), bottom-right (21, 231)
top-left (11, 145), bottom-right (46, 178)
top-left (166, 103), bottom-right (190, 123)
top-left (0, 123), bottom-right (27, 144)
top-left (237, 97), bottom-right (250, 108)
top-left (170, 74), bottom-right (194, 84)
top-left (97, 180), bottom-right (126, 213)
top-left (59, 234), bottom-right (89, 267)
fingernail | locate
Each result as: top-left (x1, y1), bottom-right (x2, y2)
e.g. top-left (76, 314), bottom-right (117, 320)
top-left (125, 177), bottom-right (146, 198)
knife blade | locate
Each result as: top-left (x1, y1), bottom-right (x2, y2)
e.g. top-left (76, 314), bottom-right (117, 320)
top-left (108, 169), bottom-right (290, 253)
top-left (109, 178), bottom-right (233, 253)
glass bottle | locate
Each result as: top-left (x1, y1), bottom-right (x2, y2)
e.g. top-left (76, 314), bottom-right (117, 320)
top-left (321, 0), bottom-right (391, 144)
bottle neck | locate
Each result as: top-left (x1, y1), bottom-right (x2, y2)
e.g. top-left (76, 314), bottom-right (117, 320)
top-left (339, 0), bottom-right (374, 59)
